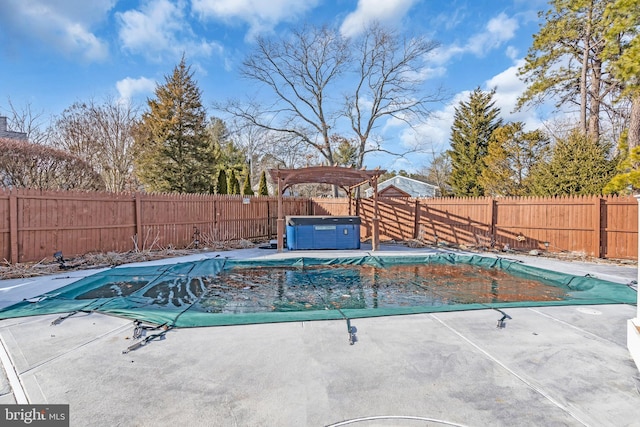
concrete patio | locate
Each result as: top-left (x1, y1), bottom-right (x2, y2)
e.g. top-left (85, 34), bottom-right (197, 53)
top-left (0, 245), bottom-right (638, 426)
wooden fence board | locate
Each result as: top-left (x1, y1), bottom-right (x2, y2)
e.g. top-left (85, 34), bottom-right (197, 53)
top-left (311, 198), bottom-right (351, 216)
top-left (0, 190), bottom-right (311, 262)
top-left (0, 193), bottom-right (10, 261)
top-left (1, 189), bottom-right (638, 262)
top-left (350, 195), bottom-right (638, 259)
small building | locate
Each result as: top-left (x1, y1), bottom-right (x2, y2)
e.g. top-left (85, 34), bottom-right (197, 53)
top-left (365, 175), bottom-right (438, 198)
top-left (0, 116), bottom-right (27, 140)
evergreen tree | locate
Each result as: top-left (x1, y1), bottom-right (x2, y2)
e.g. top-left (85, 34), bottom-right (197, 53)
top-left (133, 56), bottom-right (216, 193)
top-left (258, 170), bottom-right (269, 196)
top-left (242, 172), bottom-right (254, 195)
top-left (604, 145), bottom-right (640, 194)
top-left (331, 135), bottom-right (358, 167)
top-left (480, 122), bottom-right (550, 196)
top-left (216, 169), bottom-right (228, 194)
top-left (604, 0), bottom-right (640, 148)
top-left (212, 120), bottom-right (249, 192)
top-left (447, 87), bottom-right (502, 197)
top-left (228, 169), bottom-right (240, 194)
top-left (528, 129), bottom-right (616, 195)
top-left (517, 0), bottom-right (615, 139)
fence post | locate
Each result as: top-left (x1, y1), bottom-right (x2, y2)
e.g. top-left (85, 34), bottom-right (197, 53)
top-left (9, 192), bottom-right (18, 264)
top-left (134, 192), bottom-right (142, 248)
top-left (413, 199), bottom-right (420, 239)
top-left (594, 197), bottom-right (603, 258)
top-left (213, 199), bottom-right (218, 241)
top-left (488, 198), bottom-right (496, 247)
top-left (266, 198), bottom-right (271, 239)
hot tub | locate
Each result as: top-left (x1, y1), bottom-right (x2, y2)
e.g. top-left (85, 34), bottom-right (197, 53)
top-left (286, 216), bottom-right (361, 250)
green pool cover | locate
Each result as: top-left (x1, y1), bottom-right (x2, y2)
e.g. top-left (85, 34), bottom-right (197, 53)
top-left (0, 254), bottom-right (636, 328)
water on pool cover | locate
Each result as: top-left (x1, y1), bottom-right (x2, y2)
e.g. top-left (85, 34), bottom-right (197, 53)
top-left (76, 263), bottom-right (567, 313)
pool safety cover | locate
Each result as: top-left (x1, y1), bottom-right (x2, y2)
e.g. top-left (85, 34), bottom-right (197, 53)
top-left (0, 254), bottom-right (636, 327)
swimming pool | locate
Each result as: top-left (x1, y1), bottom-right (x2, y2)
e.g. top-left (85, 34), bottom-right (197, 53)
top-left (0, 254), bottom-right (635, 329)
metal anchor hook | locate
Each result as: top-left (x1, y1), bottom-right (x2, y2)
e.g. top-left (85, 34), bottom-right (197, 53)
top-left (346, 318), bottom-right (357, 345)
top-left (495, 309), bottom-right (512, 328)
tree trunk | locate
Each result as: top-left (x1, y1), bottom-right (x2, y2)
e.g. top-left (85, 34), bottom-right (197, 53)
top-left (580, 2), bottom-right (593, 135)
top-left (580, 10), bottom-right (591, 134)
top-left (628, 95), bottom-right (640, 150)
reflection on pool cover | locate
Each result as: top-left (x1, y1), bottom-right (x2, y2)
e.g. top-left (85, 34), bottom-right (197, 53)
top-left (107, 264), bottom-right (566, 313)
top-left (0, 254), bottom-right (636, 327)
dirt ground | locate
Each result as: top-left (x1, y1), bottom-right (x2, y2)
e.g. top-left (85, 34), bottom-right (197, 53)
top-left (1, 238), bottom-right (635, 281)
top-left (0, 239), bottom-right (260, 280)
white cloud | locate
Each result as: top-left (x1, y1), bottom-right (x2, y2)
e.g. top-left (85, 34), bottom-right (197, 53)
top-left (431, 7), bottom-right (467, 32)
top-left (0, 0), bottom-right (113, 61)
top-left (505, 45), bottom-right (519, 61)
top-left (466, 13), bottom-right (518, 56)
top-left (116, 77), bottom-right (156, 103)
top-left (117, 0), bottom-right (183, 55)
top-left (388, 60), bottom-right (552, 172)
top-left (399, 90), bottom-right (470, 153)
top-left (426, 12), bottom-right (519, 67)
top-left (340, 0), bottom-right (419, 38)
top-left (192, 0), bottom-right (320, 39)
top-left (117, 0), bottom-right (222, 61)
top-left (484, 59), bottom-right (548, 129)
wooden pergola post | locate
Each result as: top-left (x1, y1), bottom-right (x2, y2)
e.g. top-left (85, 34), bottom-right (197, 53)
top-left (371, 175), bottom-right (380, 251)
top-left (276, 175), bottom-right (285, 252)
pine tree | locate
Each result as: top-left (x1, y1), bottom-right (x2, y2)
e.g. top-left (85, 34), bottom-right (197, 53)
top-left (133, 56), bottom-right (216, 193)
top-left (228, 169), bottom-right (240, 195)
top-left (604, 0), bottom-right (640, 148)
top-left (331, 135), bottom-right (358, 167)
top-left (216, 169), bottom-right (228, 194)
top-left (528, 129), bottom-right (616, 196)
top-left (517, 0), bottom-right (614, 139)
top-left (258, 171), bottom-right (269, 196)
top-left (447, 87), bottom-right (502, 197)
top-left (604, 144), bottom-right (640, 194)
top-left (242, 172), bottom-right (254, 195)
top-left (480, 122), bottom-right (550, 196)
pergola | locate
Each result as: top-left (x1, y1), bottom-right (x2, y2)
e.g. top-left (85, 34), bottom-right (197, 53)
top-left (268, 166), bottom-right (387, 252)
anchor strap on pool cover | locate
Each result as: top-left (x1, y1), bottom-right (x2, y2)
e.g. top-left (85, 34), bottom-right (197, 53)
top-left (299, 259), bottom-right (357, 344)
top-left (0, 254), bottom-right (636, 328)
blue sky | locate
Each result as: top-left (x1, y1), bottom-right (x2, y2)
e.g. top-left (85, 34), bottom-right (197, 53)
top-left (0, 0), bottom-right (553, 172)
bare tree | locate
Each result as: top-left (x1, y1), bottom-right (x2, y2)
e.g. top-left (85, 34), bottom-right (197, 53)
top-left (224, 25), bottom-right (349, 167)
top-left (230, 117), bottom-right (320, 178)
top-left (50, 97), bottom-right (139, 192)
top-left (346, 24), bottom-right (442, 167)
top-left (419, 150), bottom-right (451, 197)
top-left (221, 23), bottom-right (442, 174)
top-left (3, 98), bottom-right (49, 144)
top-left (0, 138), bottom-right (104, 190)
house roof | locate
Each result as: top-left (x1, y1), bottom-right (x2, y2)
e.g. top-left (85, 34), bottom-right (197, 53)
top-left (366, 175), bottom-right (437, 197)
top-left (0, 116), bottom-right (27, 140)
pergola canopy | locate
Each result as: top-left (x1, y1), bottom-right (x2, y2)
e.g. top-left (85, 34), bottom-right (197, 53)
top-left (269, 166), bottom-right (387, 252)
top-left (269, 166), bottom-right (386, 193)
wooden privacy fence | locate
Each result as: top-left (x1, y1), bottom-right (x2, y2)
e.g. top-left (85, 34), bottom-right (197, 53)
top-left (1, 190), bottom-right (638, 263)
top-left (0, 189), bottom-right (311, 263)
top-left (314, 195), bottom-right (638, 260)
